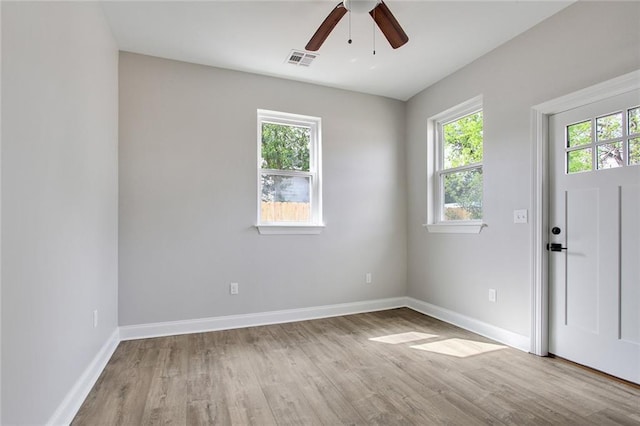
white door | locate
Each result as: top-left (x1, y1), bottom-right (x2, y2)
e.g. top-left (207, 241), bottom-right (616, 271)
top-left (549, 89), bottom-right (640, 384)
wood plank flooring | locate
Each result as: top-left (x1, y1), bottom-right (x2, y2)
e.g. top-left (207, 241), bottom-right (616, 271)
top-left (73, 308), bottom-right (640, 425)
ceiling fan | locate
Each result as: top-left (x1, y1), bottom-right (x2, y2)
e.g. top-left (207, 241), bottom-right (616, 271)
top-left (305, 0), bottom-right (409, 52)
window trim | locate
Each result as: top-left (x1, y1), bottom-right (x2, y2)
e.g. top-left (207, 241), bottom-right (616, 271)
top-left (425, 96), bottom-right (486, 234)
top-left (256, 109), bottom-right (323, 234)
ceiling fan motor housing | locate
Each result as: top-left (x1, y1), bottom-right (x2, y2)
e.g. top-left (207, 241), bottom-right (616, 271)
top-left (343, 0), bottom-right (381, 14)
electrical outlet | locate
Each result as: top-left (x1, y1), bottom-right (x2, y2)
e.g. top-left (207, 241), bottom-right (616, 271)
top-left (488, 289), bottom-right (497, 303)
top-left (93, 310), bottom-right (98, 328)
top-left (230, 282), bottom-right (239, 295)
top-left (365, 272), bottom-right (372, 284)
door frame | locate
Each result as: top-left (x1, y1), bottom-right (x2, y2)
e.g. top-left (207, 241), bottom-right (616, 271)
top-left (530, 69), bottom-right (640, 356)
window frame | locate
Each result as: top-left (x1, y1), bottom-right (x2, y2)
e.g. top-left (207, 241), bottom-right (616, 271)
top-left (256, 109), bottom-right (324, 235)
top-left (425, 96), bottom-right (486, 234)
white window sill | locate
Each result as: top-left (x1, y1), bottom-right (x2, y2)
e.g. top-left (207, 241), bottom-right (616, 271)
top-left (256, 224), bottom-right (325, 235)
top-left (423, 222), bottom-right (487, 234)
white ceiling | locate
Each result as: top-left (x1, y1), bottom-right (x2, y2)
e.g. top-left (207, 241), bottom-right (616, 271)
top-left (100, 1), bottom-right (573, 101)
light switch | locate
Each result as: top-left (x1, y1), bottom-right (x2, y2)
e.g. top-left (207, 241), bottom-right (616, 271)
top-left (514, 209), bottom-right (528, 224)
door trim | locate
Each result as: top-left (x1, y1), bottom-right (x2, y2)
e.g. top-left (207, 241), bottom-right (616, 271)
top-left (530, 70), bottom-right (640, 356)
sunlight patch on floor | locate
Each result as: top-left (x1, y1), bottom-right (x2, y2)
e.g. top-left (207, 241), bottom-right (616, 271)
top-left (369, 331), bottom-right (438, 344)
top-left (410, 338), bottom-right (507, 358)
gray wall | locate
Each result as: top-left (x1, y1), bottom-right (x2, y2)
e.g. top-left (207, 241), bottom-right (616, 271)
top-left (406, 1), bottom-right (640, 338)
top-left (2, 1), bottom-right (637, 423)
top-left (1, 2), bottom-right (119, 424)
top-left (118, 53), bottom-right (407, 326)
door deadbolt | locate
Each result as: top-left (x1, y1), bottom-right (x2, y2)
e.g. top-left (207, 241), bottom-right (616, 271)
top-left (551, 227), bottom-right (561, 235)
top-left (547, 243), bottom-right (567, 252)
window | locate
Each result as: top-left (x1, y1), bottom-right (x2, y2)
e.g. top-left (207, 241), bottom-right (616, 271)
top-left (565, 105), bottom-right (640, 174)
top-left (425, 97), bottom-right (485, 233)
top-left (256, 110), bottom-right (323, 234)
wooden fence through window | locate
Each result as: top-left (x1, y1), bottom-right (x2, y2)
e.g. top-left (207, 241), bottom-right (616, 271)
top-left (261, 202), bottom-right (310, 222)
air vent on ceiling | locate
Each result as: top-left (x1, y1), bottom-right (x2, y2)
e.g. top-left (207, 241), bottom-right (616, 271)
top-left (287, 50), bottom-right (317, 67)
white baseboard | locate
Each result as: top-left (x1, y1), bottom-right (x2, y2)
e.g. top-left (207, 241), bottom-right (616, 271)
top-left (119, 296), bottom-right (530, 351)
top-left (405, 297), bottom-right (531, 352)
top-left (119, 297), bottom-right (407, 341)
top-left (50, 296), bottom-right (531, 425)
top-left (47, 328), bottom-right (120, 426)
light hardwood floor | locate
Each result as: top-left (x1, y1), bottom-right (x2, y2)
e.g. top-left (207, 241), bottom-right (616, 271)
top-left (73, 308), bottom-right (640, 425)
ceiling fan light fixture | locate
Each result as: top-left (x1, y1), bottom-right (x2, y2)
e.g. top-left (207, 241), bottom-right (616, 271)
top-left (343, 0), bottom-right (379, 14)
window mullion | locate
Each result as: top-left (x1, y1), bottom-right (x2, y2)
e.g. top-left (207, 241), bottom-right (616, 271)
top-left (440, 162), bottom-right (483, 175)
top-left (261, 169), bottom-right (313, 178)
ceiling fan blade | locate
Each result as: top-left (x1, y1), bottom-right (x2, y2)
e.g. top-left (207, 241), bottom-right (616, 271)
top-left (305, 2), bottom-right (348, 51)
top-left (370, 1), bottom-right (409, 49)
